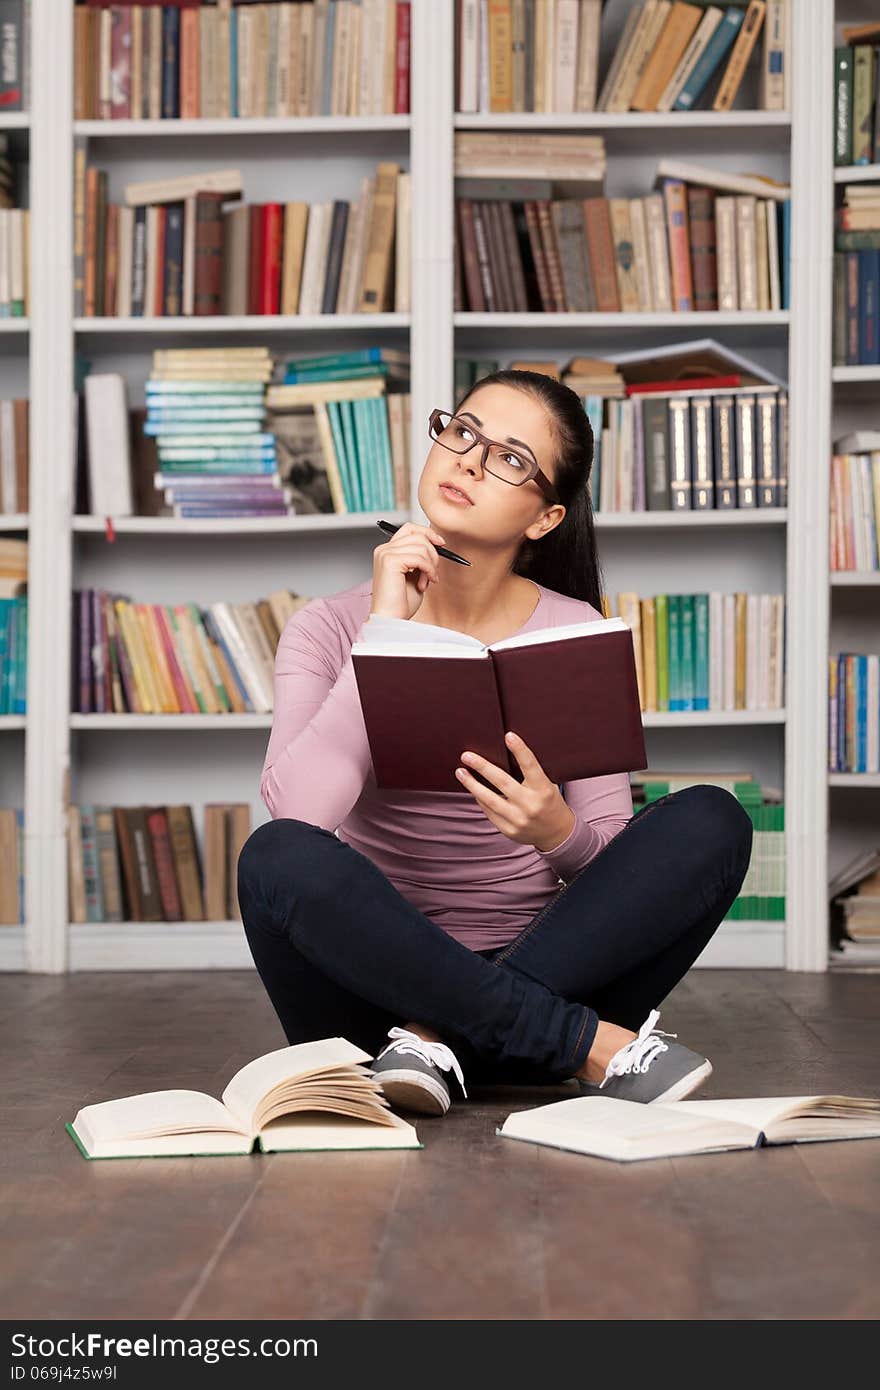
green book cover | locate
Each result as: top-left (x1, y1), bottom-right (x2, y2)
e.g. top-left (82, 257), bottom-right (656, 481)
top-left (654, 593), bottom-right (668, 711)
top-left (373, 396), bottom-right (395, 510)
top-left (326, 400), bottom-right (355, 510)
top-left (339, 399), bottom-right (365, 511)
top-left (349, 398), bottom-right (373, 510)
top-left (834, 47), bottom-right (853, 165)
top-left (694, 594), bottom-right (709, 710)
top-left (667, 595), bottom-right (681, 710)
top-left (680, 596), bottom-right (695, 711)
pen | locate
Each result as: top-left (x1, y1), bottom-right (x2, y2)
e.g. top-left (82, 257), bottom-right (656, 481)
top-left (376, 519), bottom-right (472, 566)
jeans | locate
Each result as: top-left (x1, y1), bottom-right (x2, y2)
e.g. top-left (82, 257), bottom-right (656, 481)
top-left (237, 785), bottom-right (753, 1087)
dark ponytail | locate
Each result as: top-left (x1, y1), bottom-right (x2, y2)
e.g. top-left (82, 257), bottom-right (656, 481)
top-left (455, 369), bottom-right (607, 612)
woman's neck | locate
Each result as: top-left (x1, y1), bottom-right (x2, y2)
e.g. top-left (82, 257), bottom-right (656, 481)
top-left (413, 575), bottom-right (541, 642)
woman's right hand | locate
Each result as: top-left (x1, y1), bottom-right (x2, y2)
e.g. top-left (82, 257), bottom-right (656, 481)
top-left (370, 521), bottom-right (448, 621)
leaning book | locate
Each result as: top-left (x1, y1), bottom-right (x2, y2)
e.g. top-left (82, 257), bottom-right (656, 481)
top-left (351, 613), bottom-right (647, 792)
top-left (67, 1038), bottom-right (421, 1159)
top-left (496, 1093), bottom-right (880, 1164)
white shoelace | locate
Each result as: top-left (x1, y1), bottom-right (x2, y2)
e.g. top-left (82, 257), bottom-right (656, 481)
top-left (599, 1008), bottom-right (678, 1088)
top-left (377, 1026), bottom-right (468, 1099)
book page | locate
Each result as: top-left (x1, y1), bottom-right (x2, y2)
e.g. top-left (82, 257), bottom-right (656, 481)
top-left (259, 1111), bottom-right (420, 1152)
top-left (221, 1038), bottom-right (374, 1133)
top-left (355, 614), bottom-right (484, 650)
top-left (667, 1096), bottom-right (828, 1129)
top-left (489, 617), bottom-right (628, 651)
top-left (669, 1095), bottom-right (880, 1140)
top-left (73, 1090), bottom-right (243, 1147)
top-left (498, 1094), bottom-right (758, 1161)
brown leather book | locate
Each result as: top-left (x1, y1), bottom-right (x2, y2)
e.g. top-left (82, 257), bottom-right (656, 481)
top-left (687, 186), bottom-right (717, 311)
top-left (114, 807), bottom-right (163, 922)
top-left (456, 200), bottom-right (485, 311)
top-left (247, 204), bottom-right (263, 316)
top-left (499, 200), bottom-right (530, 311)
top-left (194, 191), bottom-right (224, 316)
top-left (582, 198), bottom-right (620, 312)
top-left (13, 398), bottom-right (27, 514)
top-left (484, 201), bottom-right (514, 311)
top-left (166, 805), bottom-right (205, 922)
top-left (351, 616), bottom-right (647, 793)
top-left (535, 201), bottom-right (566, 311)
top-left (203, 805), bottom-right (229, 922)
top-left (145, 807), bottom-right (183, 922)
top-left (226, 805), bottom-right (251, 920)
top-left (470, 202), bottom-right (498, 310)
top-left (523, 201), bottom-right (554, 310)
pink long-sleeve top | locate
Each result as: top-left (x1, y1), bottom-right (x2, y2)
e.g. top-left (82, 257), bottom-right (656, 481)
top-left (260, 577), bottom-right (634, 951)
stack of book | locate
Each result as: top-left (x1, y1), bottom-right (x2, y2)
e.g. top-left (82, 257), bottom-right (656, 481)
top-left (0, 398), bottom-right (28, 513)
top-left (833, 187), bottom-right (880, 365)
top-left (457, 0), bottom-right (788, 114)
top-left (266, 350), bottom-right (410, 513)
top-left (68, 801), bottom-right (252, 926)
top-left (71, 585), bottom-right (311, 716)
top-left (828, 653), bottom-right (880, 775)
top-left (145, 345), bottom-right (286, 520)
top-left (830, 431), bottom-right (880, 572)
top-left (74, 0), bottom-right (411, 119)
top-left (830, 848), bottom-right (880, 967)
top-left (833, 22), bottom-right (880, 166)
top-left (455, 155), bottom-right (790, 314)
top-left (0, 538), bottom-right (26, 715)
top-left (0, 135), bottom-right (28, 318)
top-left (0, 806), bottom-right (23, 925)
top-left (74, 158), bottom-right (408, 317)
top-left (634, 770), bottom-right (783, 922)
top-left (603, 588), bottom-right (785, 713)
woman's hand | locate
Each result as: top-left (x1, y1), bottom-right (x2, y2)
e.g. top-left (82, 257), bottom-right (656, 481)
top-left (454, 731), bottom-right (576, 853)
top-left (370, 521), bottom-right (447, 621)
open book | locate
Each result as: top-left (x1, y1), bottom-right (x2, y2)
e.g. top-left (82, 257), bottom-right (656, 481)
top-left (496, 1093), bottom-right (880, 1163)
top-left (67, 1038), bottom-right (421, 1159)
top-left (351, 613), bottom-right (647, 793)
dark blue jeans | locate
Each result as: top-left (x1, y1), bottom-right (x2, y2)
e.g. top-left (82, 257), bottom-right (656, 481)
top-left (237, 785), bottom-right (753, 1087)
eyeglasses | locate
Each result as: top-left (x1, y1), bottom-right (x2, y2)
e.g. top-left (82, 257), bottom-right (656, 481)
top-left (428, 409), bottom-right (560, 504)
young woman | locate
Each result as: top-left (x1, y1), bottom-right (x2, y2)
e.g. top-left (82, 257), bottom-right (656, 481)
top-left (238, 370), bottom-right (753, 1117)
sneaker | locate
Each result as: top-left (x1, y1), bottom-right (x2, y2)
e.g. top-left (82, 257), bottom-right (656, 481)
top-left (576, 1009), bottom-right (712, 1105)
top-left (369, 1027), bottom-right (468, 1116)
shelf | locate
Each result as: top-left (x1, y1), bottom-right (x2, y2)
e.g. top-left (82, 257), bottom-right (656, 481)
top-left (595, 509), bottom-right (787, 529)
top-left (0, 716), bottom-right (26, 730)
top-left (0, 319), bottom-right (29, 333)
top-left (0, 926), bottom-right (26, 970)
top-left (642, 709), bottom-right (785, 727)
top-left (832, 366), bottom-right (880, 383)
top-left (830, 571), bottom-right (880, 586)
top-left (69, 709), bottom-right (785, 732)
top-left (0, 114), bottom-right (29, 131)
top-left (455, 311), bottom-right (790, 330)
top-left (75, 116), bottom-right (411, 138)
top-left (65, 917), bottom-right (785, 971)
top-left (454, 112), bottom-right (791, 131)
top-left (828, 773), bottom-right (880, 787)
top-left (0, 514), bottom-right (28, 531)
top-left (75, 313), bottom-right (410, 336)
top-left (72, 510), bottom-right (410, 537)
top-left (834, 163), bottom-right (880, 182)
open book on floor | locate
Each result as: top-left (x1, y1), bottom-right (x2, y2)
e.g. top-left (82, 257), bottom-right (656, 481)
top-left (351, 613), bottom-right (647, 792)
top-left (67, 1037), bottom-right (421, 1159)
top-left (496, 1093), bottom-right (880, 1164)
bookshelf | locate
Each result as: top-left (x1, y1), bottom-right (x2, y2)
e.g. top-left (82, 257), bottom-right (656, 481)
top-left (6, 0), bottom-right (840, 975)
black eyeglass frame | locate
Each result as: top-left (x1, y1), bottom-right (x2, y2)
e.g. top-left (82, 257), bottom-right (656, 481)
top-left (428, 408), bottom-right (561, 505)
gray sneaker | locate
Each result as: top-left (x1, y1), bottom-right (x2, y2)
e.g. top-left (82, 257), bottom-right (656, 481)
top-left (576, 1009), bottom-right (712, 1105)
top-left (369, 1027), bottom-right (468, 1116)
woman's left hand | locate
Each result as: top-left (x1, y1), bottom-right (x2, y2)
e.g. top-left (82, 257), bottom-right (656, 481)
top-left (455, 731), bottom-right (575, 852)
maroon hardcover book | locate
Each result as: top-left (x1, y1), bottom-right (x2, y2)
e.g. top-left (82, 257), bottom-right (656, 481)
top-left (351, 620), bottom-right (647, 793)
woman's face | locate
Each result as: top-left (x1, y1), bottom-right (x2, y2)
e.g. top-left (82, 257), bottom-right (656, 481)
top-left (417, 383), bottom-right (565, 548)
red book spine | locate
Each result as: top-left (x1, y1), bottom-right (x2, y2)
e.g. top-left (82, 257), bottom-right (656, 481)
top-left (248, 204), bottom-right (263, 315)
top-left (145, 809), bottom-right (184, 922)
top-left (395, 2), bottom-right (411, 114)
top-left (155, 607), bottom-right (199, 713)
top-left (626, 375), bottom-right (742, 395)
top-left (260, 203), bottom-right (284, 314)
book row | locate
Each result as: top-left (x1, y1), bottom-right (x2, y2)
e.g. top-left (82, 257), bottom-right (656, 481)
top-left (830, 449), bottom-right (880, 573)
top-left (0, 807), bottom-right (24, 925)
top-left (828, 653), bottom-right (880, 775)
top-left (68, 801), bottom-right (253, 925)
top-left (833, 27), bottom-right (880, 166)
top-left (457, 0), bottom-right (787, 115)
top-left (74, 155), bottom-right (408, 317)
top-left (602, 589), bottom-right (785, 713)
top-left (0, 398), bottom-right (28, 514)
top-left (0, 591), bottom-right (27, 717)
top-left (586, 385), bottom-right (788, 513)
top-left (71, 586), bottom-right (307, 716)
top-left (74, 0), bottom-right (411, 120)
top-left (455, 184), bottom-right (789, 314)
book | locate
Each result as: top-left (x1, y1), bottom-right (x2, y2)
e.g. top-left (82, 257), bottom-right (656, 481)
top-left (496, 1092), bottom-right (880, 1163)
top-left (67, 1037), bottom-right (421, 1159)
top-left (350, 612), bottom-right (647, 792)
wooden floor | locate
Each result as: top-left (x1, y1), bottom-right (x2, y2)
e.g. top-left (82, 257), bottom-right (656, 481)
top-left (2, 967), bottom-right (879, 1321)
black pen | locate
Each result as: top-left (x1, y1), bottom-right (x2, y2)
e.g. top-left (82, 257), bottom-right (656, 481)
top-left (376, 519), bottom-right (472, 566)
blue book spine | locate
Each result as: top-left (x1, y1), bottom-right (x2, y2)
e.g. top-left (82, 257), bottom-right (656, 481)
top-left (164, 202), bottom-right (185, 314)
top-left (368, 397), bottom-right (389, 511)
top-left (326, 400), bottom-right (354, 509)
top-left (374, 397), bottom-right (395, 509)
top-left (674, 8), bottom-right (744, 111)
top-left (339, 399), bottom-right (364, 510)
top-left (858, 250), bottom-right (879, 363)
top-left (838, 654), bottom-right (848, 770)
top-left (13, 594), bottom-right (26, 715)
top-left (0, 600), bottom-right (9, 716)
top-left (285, 348), bottom-right (383, 378)
top-left (680, 596), bottom-right (695, 711)
top-left (4, 600), bottom-right (18, 715)
top-left (161, 8), bottom-right (180, 120)
top-left (858, 654), bottom-right (868, 772)
top-left (351, 399), bottom-right (374, 510)
top-left (781, 200), bottom-right (791, 310)
top-left (322, 2), bottom-right (336, 116)
top-left (230, 5), bottom-right (238, 117)
top-left (693, 594), bottom-right (709, 709)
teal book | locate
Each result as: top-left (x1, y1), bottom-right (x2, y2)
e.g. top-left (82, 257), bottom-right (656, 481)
top-left (373, 396), bottom-right (396, 509)
top-left (680, 595), bottom-right (695, 711)
top-left (285, 347), bottom-right (388, 375)
top-left (693, 593), bottom-right (709, 710)
top-left (339, 399), bottom-right (365, 510)
top-left (667, 595), bottom-right (681, 711)
top-left (0, 600), bottom-right (8, 715)
top-left (12, 594), bottom-right (26, 715)
top-left (674, 7), bottom-right (744, 111)
top-left (145, 382), bottom-right (265, 395)
top-left (283, 363), bottom-right (392, 384)
top-left (326, 400), bottom-right (355, 510)
top-left (351, 398), bottom-right (376, 510)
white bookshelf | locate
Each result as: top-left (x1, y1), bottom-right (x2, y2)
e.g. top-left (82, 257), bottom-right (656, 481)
top-left (12, 0), bottom-right (834, 974)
